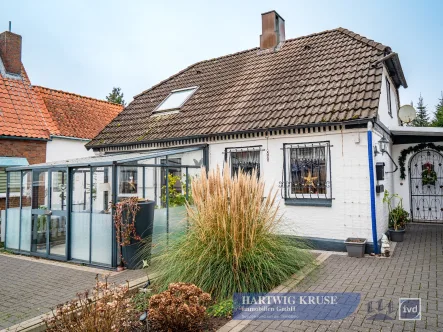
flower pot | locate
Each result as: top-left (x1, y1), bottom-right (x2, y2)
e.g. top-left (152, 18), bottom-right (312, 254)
top-left (389, 229), bottom-right (405, 242)
top-left (121, 201), bottom-right (155, 269)
top-left (344, 238), bottom-right (367, 258)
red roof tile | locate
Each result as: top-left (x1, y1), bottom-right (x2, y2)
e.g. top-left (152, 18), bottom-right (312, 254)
top-left (0, 66), bottom-right (56, 139)
top-left (34, 86), bottom-right (123, 139)
top-left (87, 27), bottom-right (404, 148)
top-left (0, 64), bottom-right (123, 140)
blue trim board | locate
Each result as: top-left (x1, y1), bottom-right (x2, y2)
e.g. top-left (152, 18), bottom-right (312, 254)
top-left (367, 129), bottom-right (380, 254)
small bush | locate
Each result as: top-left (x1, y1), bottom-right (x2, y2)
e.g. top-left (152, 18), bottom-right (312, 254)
top-left (383, 190), bottom-right (410, 230)
top-left (43, 275), bottom-right (140, 332)
top-left (148, 282), bottom-right (211, 332)
top-left (207, 299), bottom-right (233, 318)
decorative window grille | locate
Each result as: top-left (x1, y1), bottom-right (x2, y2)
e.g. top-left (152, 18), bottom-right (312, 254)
top-left (282, 141), bottom-right (332, 201)
top-left (225, 146), bottom-right (261, 177)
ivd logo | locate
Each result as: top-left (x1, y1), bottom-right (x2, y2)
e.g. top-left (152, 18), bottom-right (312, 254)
top-left (399, 298), bottom-right (421, 321)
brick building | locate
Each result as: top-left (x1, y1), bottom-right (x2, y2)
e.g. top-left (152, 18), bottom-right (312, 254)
top-left (0, 30), bottom-right (123, 223)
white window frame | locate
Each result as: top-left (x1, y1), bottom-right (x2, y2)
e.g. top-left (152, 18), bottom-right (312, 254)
top-left (386, 77), bottom-right (392, 118)
top-left (153, 86), bottom-right (198, 113)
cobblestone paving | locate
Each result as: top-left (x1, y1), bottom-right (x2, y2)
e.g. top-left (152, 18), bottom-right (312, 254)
top-left (238, 223), bottom-right (443, 332)
top-left (0, 255), bottom-right (146, 329)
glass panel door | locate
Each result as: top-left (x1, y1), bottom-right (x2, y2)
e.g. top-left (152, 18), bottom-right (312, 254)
top-left (31, 170), bottom-right (49, 254)
top-left (70, 168), bottom-right (91, 262)
top-left (49, 169), bottom-right (67, 257)
top-left (30, 169), bottom-right (68, 257)
top-left (5, 171), bottom-right (22, 250)
top-left (91, 167), bottom-right (113, 265)
top-left (20, 171), bottom-right (32, 251)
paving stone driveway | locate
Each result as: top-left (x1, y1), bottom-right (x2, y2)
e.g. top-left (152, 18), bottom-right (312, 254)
top-left (0, 255), bottom-right (146, 329)
top-left (237, 223), bottom-right (443, 332)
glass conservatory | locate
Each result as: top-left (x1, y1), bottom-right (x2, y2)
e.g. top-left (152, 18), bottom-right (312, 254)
top-left (3, 145), bottom-right (207, 268)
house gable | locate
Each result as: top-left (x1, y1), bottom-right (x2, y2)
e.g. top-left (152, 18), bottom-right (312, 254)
top-left (377, 65), bottom-right (401, 129)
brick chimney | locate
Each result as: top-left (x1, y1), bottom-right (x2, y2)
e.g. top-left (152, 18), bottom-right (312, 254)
top-left (260, 11), bottom-right (285, 50)
top-left (0, 31), bottom-right (22, 75)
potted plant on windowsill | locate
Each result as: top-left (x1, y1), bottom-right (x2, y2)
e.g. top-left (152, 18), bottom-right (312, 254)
top-left (383, 190), bottom-right (410, 242)
top-left (344, 237), bottom-right (367, 258)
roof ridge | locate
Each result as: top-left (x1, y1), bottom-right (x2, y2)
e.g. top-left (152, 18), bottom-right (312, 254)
top-left (336, 27), bottom-right (389, 52)
top-left (133, 28), bottom-right (340, 100)
top-left (33, 85), bottom-right (123, 107)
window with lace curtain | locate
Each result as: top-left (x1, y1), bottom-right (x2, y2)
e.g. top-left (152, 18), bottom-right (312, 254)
top-left (281, 141), bottom-right (332, 206)
top-left (225, 146), bottom-right (261, 178)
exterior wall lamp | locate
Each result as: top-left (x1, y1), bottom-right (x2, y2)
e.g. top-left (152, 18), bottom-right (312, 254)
top-left (374, 136), bottom-right (398, 173)
top-left (374, 136), bottom-right (389, 156)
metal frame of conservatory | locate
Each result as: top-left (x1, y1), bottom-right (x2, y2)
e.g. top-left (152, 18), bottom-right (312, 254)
top-left (4, 144), bottom-right (208, 268)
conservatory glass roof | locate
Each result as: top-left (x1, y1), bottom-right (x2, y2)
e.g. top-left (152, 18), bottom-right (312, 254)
top-left (7, 145), bottom-right (206, 171)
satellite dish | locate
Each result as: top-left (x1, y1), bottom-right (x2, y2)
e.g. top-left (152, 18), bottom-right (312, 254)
top-left (398, 105), bottom-right (416, 124)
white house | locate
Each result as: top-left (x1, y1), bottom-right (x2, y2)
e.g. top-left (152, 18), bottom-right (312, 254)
top-left (4, 11), bottom-right (442, 267)
top-left (86, 11), bottom-right (416, 253)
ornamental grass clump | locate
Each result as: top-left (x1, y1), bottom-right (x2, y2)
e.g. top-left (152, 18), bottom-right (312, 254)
top-left (153, 165), bottom-right (313, 300)
top-left (43, 275), bottom-right (140, 332)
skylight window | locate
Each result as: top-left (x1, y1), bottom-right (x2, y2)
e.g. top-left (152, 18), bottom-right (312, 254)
top-left (154, 87), bottom-right (198, 113)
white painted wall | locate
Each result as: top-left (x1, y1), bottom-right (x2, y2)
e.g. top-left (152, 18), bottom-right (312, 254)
top-left (46, 137), bottom-right (95, 162)
top-left (378, 66), bottom-right (401, 129)
top-left (392, 142), bottom-right (443, 216)
top-left (208, 128), bottom-right (377, 242)
top-left (372, 129), bottom-right (393, 238)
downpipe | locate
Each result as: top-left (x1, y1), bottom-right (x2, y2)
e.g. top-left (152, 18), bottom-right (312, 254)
top-left (367, 122), bottom-right (380, 254)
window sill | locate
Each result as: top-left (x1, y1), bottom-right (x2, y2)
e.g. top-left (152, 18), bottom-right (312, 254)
top-left (284, 198), bottom-right (332, 207)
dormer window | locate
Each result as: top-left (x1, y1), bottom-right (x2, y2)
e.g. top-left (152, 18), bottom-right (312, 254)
top-left (153, 87), bottom-right (198, 113)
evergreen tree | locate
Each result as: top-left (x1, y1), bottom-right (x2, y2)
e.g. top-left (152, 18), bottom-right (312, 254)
top-left (431, 92), bottom-right (443, 127)
top-left (106, 87), bottom-right (126, 106)
top-left (411, 94), bottom-right (429, 127)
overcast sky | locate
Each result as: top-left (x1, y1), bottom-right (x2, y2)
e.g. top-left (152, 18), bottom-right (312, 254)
top-left (2, 0), bottom-right (442, 116)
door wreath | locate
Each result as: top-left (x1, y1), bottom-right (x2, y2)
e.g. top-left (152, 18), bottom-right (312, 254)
top-left (422, 162), bottom-right (437, 185)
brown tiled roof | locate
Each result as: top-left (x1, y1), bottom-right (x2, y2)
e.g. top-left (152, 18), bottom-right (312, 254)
top-left (0, 66), bottom-right (57, 139)
top-left (34, 86), bottom-right (123, 139)
top-left (88, 27), bottom-right (399, 148)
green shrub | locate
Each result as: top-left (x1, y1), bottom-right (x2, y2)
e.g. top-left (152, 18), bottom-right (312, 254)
top-left (207, 299), bottom-right (233, 318)
top-left (389, 206), bottom-right (410, 229)
top-left (131, 291), bottom-right (151, 312)
top-left (383, 190), bottom-right (410, 230)
top-left (149, 166), bottom-right (313, 300)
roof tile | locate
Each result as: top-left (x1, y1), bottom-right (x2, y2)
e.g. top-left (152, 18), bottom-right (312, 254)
top-left (0, 65), bottom-right (123, 140)
top-left (33, 86), bottom-right (123, 139)
top-left (88, 27), bottom-right (389, 147)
